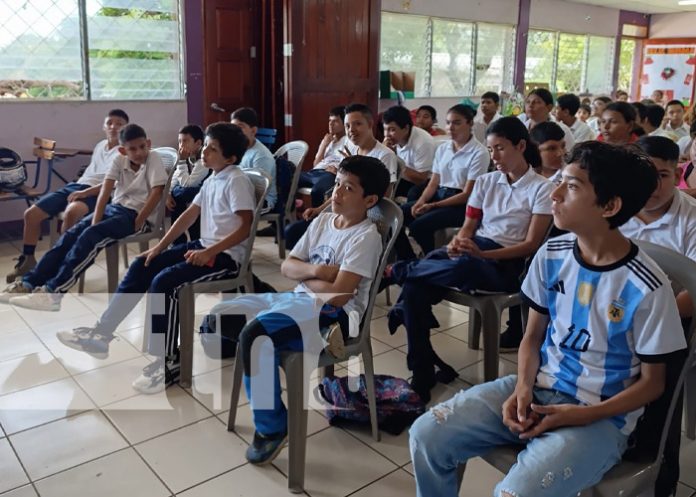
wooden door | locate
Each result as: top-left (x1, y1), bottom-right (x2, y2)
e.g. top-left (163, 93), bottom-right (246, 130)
top-left (203, 0), bottom-right (260, 125)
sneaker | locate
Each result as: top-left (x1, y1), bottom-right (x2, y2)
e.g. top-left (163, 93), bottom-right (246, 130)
top-left (6, 254), bottom-right (36, 284)
top-left (56, 326), bottom-right (112, 359)
top-left (499, 327), bottom-right (523, 352)
top-left (256, 224), bottom-right (276, 237)
top-left (9, 286), bottom-right (61, 311)
top-left (246, 430), bottom-right (288, 465)
top-left (132, 358), bottom-right (180, 394)
top-left (322, 323), bottom-right (345, 358)
top-left (0, 279), bottom-right (31, 303)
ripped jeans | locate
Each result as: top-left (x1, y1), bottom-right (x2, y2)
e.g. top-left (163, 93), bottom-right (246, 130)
top-left (409, 375), bottom-right (629, 497)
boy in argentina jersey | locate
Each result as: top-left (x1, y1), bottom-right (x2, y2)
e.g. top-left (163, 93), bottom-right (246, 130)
top-left (409, 141), bottom-right (686, 497)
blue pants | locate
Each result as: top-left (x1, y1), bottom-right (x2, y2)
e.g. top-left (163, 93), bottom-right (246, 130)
top-left (299, 169), bottom-right (336, 207)
top-left (34, 182), bottom-right (98, 216)
top-left (23, 203), bottom-right (138, 293)
top-left (170, 185), bottom-right (202, 245)
top-left (284, 219), bottom-right (311, 252)
top-left (96, 240), bottom-right (240, 359)
top-left (410, 375), bottom-right (628, 497)
top-left (389, 239), bottom-right (524, 373)
top-left (394, 178), bottom-right (427, 202)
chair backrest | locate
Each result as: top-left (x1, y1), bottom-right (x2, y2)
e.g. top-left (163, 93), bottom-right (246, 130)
top-left (272, 140), bottom-right (309, 218)
top-left (240, 169), bottom-right (272, 270)
top-left (390, 156), bottom-right (406, 201)
top-left (152, 147), bottom-right (178, 173)
top-left (256, 128), bottom-right (278, 148)
top-left (146, 158), bottom-right (177, 232)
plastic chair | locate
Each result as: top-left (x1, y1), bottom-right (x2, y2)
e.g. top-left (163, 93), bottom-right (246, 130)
top-left (0, 138), bottom-right (57, 206)
top-left (176, 170), bottom-right (270, 388)
top-left (226, 198), bottom-right (404, 493)
top-left (256, 128), bottom-right (278, 149)
top-left (457, 240), bottom-right (696, 497)
top-left (686, 360), bottom-right (696, 440)
top-left (261, 141), bottom-right (309, 259)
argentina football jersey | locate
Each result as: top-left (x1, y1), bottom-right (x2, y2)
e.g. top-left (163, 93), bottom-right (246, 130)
top-left (520, 233), bottom-right (686, 434)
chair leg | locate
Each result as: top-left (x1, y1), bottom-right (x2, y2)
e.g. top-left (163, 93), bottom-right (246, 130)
top-left (178, 285), bottom-right (195, 388)
top-left (284, 354), bottom-right (308, 493)
top-left (456, 462), bottom-right (467, 491)
top-left (227, 343), bottom-right (244, 431)
top-left (468, 309), bottom-right (481, 350)
top-left (385, 285), bottom-right (392, 306)
top-left (362, 345), bottom-right (381, 442)
top-left (121, 244), bottom-right (129, 269)
top-left (686, 363), bottom-right (696, 440)
top-left (77, 273), bottom-right (85, 295)
top-left (277, 219), bottom-right (286, 259)
top-left (105, 245), bottom-right (119, 295)
top-left (481, 302), bottom-right (501, 382)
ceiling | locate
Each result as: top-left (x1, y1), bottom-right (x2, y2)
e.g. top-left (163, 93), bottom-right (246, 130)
top-left (563, 0), bottom-right (696, 13)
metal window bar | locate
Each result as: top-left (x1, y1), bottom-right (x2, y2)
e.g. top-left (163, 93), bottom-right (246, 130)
top-left (470, 22), bottom-right (478, 96)
top-left (551, 31), bottom-right (560, 93)
top-left (424, 17), bottom-right (434, 97)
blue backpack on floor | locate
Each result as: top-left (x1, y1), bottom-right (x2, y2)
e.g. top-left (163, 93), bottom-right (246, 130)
top-left (318, 374), bottom-right (426, 435)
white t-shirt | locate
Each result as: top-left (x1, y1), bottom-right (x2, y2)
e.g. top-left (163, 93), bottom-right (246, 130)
top-left (432, 138), bottom-right (489, 189)
top-left (588, 116), bottom-right (601, 135)
top-left (240, 140), bottom-right (277, 209)
top-left (396, 125), bottom-right (436, 174)
top-left (345, 141), bottom-right (398, 183)
top-left (79, 139), bottom-right (122, 187)
top-left (569, 118), bottom-right (596, 143)
top-left (525, 118), bottom-right (576, 152)
top-left (290, 212), bottom-right (382, 319)
top-left (521, 234), bottom-right (686, 435)
top-left (172, 157), bottom-right (208, 189)
top-left (677, 136), bottom-right (692, 157)
top-left (105, 150), bottom-right (169, 213)
top-left (649, 127), bottom-right (679, 142)
top-left (193, 165), bottom-right (255, 263)
top-left (473, 112), bottom-right (502, 144)
top-left (468, 167), bottom-right (553, 247)
top-left (314, 135), bottom-right (348, 171)
top-left (665, 122), bottom-right (690, 140)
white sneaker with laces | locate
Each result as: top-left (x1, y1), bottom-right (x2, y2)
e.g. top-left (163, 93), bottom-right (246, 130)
top-left (0, 279), bottom-right (31, 303)
top-left (9, 286), bottom-right (61, 311)
top-left (132, 358), bottom-right (180, 394)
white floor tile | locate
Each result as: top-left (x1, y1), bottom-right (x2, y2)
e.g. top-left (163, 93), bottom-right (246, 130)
top-left (10, 294), bottom-right (94, 330)
top-left (369, 316), bottom-right (408, 349)
top-left (459, 457), bottom-right (506, 496)
top-left (0, 351), bottom-right (70, 396)
top-left (427, 332), bottom-right (483, 371)
top-left (346, 349), bottom-right (411, 380)
top-left (677, 483), bottom-right (696, 497)
top-left (73, 356), bottom-right (151, 407)
top-left (178, 463), bottom-right (297, 497)
top-left (432, 303), bottom-right (469, 331)
top-left (10, 410), bottom-right (127, 480)
top-left (0, 331), bottom-right (47, 363)
top-left (33, 448), bottom-right (169, 497)
top-left (0, 485), bottom-right (38, 497)
top-left (0, 438), bottom-right (29, 493)
top-left (350, 468), bottom-right (415, 497)
top-left (186, 364), bottom-right (243, 414)
top-left (457, 358), bottom-right (518, 386)
top-left (0, 309), bottom-right (31, 336)
top-left (229, 401), bottom-right (329, 445)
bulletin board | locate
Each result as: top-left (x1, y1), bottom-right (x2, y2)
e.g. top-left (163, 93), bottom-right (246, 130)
top-left (639, 38), bottom-right (696, 105)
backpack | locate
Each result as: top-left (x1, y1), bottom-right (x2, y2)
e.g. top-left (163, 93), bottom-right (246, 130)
top-left (318, 374), bottom-right (426, 435)
top-left (0, 147), bottom-right (26, 193)
top-left (274, 155), bottom-right (295, 215)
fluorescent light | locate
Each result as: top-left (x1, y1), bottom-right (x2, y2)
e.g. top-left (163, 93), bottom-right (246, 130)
top-left (678, 0), bottom-right (696, 5)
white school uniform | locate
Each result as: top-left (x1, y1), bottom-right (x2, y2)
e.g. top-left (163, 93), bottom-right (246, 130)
top-left (432, 138), bottom-right (489, 189)
top-left (314, 135), bottom-right (348, 170)
top-left (472, 112), bottom-right (502, 143)
top-left (677, 136), bottom-right (692, 157)
top-left (665, 122), bottom-right (690, 140)
top-left (345, 140), bottom-right (398, 183)
top-left (172, 157), bottom-right (208, 189)
top-left (468, 167), bottom-right (553, 247)
top-left (105, 150), bottom-right (169, 214)
top-left (396, 126), bottom-right (436, 175)
top-left (193, 165), bottom-right (255, 263)
top-left (569, 118), bottom-right (596, 143)
top-left (525, 118), bottom-right (576, 152)
top-left (79, 139), bottom-right (122, 187)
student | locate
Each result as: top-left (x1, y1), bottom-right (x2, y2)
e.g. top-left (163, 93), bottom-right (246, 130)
top-left (385, 117), bottom-right (554, 402)
top-left (615, 89), bottom-right (629, 101)
top-left (209, 156), bottom-right (390, 465)
top-left (393, 104), bottom-right (489, 260)
top-left (651, 89), bottom-right (665, 105)
top-left (554, 93), bottom-right (595, 143)
top-left (663, 100), bottom-right (690, 140)
top-left (530, 121), bottom-right (565, 183)
top-left (168, 124), bottom-right (208, 245)
top-left (0, 124), bottom-right (168, 311)
top-left (599, 101), bottom-right (638, 145)
top-left (415, 105), bottom-right (446, 136)
top-left (576, 103), bottom-right (591, 123)
top-left (54, 122), bottom-right (254, 393)
top-left (523, 88), bottom-right (575, 151)
top-left (679, 122), bottom-right (696, 198)
top-left (472, 91), bottom-right (502, 143)
top-left (5, 109), bottom-right (129, 283)
top-left (677, 120), bottom-right (696, 161)
top-left (298, 106), bottom-right (347, 207)
top-left (409, 140), bottom-right (686, 497)
top-left (382, 105), bottom-right (436, 201)
top-left (635, 103), bottom-right (674, 139)
top-left (588, 95), bottom-right (612, 135)
top-left (231, 107), bottom-right (277, 211)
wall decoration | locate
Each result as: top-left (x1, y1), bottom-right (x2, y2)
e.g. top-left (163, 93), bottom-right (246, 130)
top-left (640, 39), bottom-right (696, 105)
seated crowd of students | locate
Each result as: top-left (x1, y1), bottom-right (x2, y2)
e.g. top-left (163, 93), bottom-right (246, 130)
top-left (1, 87), bottom-right (695, 497)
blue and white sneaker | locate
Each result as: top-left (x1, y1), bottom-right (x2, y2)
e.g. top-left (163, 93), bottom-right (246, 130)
top-left (246, 430), bottom-right (288, 465)
top-left (132, 358), bottom-right (180, 394)
top-left (56, 326), bottom-right (112, 359)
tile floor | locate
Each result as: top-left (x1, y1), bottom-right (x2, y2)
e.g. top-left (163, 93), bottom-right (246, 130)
top-left (0, 230), bottom-right (694, 497)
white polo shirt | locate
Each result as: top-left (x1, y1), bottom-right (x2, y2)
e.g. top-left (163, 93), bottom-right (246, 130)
top-left (650, 127), bottom-right (680, 142)
top-left (432, 138), bottom-right (489, 189)
top-left (79, 139), bottom-right (122, 187)
top-left (569, 118), bottom-right (596, 143)
top-left (620, 190), bottom-right (696, 261)
top-left (677, 136), bottom-right (692, 157)
top-left (473, 112), bottom-right (502, 144)
top-left (105, 150), bottom-right (169, 213)
top-left (193, 165), bottom-right (256, 263)
top-left (396, 125), bottom-right (435, 174)
top-left (345, 140), bottom-right (398, 183)
top-left (468, 167), bottom-right (554, 247)
top-left (525, 118), bottom-right (576, 152)
top-left (314, 135), bottom-right (348, 171)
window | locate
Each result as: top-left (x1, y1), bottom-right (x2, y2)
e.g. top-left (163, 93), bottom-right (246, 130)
top-left (0, 0), bottom-right (184, 100)
top-left (431, 19), bottom-right (473, 97)
top-left (524, 30), bottom-right (556, 88)
top-left (556, 33), bottom-right (585, 93)
top-left (617, 38), bottom-right (637, 96)
top-left (475, 23), bottom-right (515, 95)
top-left (379, 12), bottom-right (430, 97)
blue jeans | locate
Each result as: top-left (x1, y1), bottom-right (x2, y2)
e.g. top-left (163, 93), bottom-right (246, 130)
top-left (410, 375), bottom-right (629, 497)
top-left (299, 169), bottom-right (335, 207)
top-left (34, 182), bottom-right (98, 216)
top-left (170, 185), bottom-right (203, 245)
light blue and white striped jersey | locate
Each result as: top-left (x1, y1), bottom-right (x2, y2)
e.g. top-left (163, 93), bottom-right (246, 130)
top-left (521, 234), bottom-right (686, 434)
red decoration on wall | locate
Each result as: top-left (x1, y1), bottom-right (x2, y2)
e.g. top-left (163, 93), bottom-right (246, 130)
top-left (644, 56), bottom-right (654, 65)
top-left (661, 67), bottom-right (676, 80)
top-left (687, 55), bottom-right (696, 65)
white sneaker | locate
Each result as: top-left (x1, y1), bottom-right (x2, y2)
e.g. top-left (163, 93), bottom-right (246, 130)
top-left (56, 326), bottom-right (112, 359)
top-left (132, 358), bottom-right (180, 395)
top-left (0, 280), bottom-right (32, 303)
top-left (9, 286), bottom-right (61, 311)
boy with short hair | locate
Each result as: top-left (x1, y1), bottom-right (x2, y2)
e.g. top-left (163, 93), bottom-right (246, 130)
top-left (55, 122), bottom-right (255, 393)
top-left (555, 93), bottom-right (595, 143)
top-left (576, 103), bottom-right (591, 123)
top-left (231, 107), bottom-right (277, 211)
top-left (588, 95), bottom-right (612, 135)
top-left (1, 124), bottom-right (168, 311)
top-left (523, 88), bottom-right (575, 151)
top-left (343, 103), bottom-right (398, 183)
top-left (168, 124), bottom-right (208, 245)
top-left (663, 100), bottom-right (690, 139)
top-left (530, 121), bottom-right (566, 182)
top-left (409, 141), bottom-right (687, 497)
top-left (6, 109), bottom-right (129, 283)
top-left (472, 91), bottom-right (502, 142)
top-left (415, 105), bottom-right (446, 136)
top-left (210, 155), bottom-right (391, 465)
top-left (599, 101), bottom-right (638, 145)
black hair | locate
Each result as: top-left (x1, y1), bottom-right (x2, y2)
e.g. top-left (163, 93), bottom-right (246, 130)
top-left (528, 88), bottom-right (554, 106)
top-left (230, 107), bottom-right (259, 128)
top-left (644, 104), bottom-right (665, 128)
top-left (530, 121), bottom-right (565, 145)
top-left (594, 96), bottom-right (613, 105)
top-left (108, 109), bottom-right (129, 123)
top-left (382, 105), bottom-right (413, 129)
top-left (344, 103), bottom-right (373, 122)
top-left (636, 135), bottom-right (680, 163)
top-left (338, 155), bottom-right (390, 199)
top-left (640, 98), bottom-right (656, 105)
top-left (579, 103), bottom-right (591, 114)
top-left (447, 104), bottom-right (475, 125)
top-left (178, 124), bottom-right (204, 143)
top-left (604, 102), bottom-right (637, 123)
top-left (481, 91), bottom-right (500, 104)
top-left (557, 94), bottom-right (580, 115)
top-left (416, 105), bottom-right (438, 122)
top-left (632, 102), bottom-right (648, 122)
top-left (119, 123), bottom-right (147, 144)
top-left (616, 90), bottom-right (628, 98)
top-left (329, 106), bottom-right (346, 121)
top-left (487, 116), bottom-right (542, 169)
top-left (566, 141), bottom-right (658, 229)
top-left (204, 122), bottom-right (249, 164)
top-left (666, 100), bottom-right (685, 109)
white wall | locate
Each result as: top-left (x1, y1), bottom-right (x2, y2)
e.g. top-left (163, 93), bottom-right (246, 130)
top-left (530, 0), bottom-right (620, 37)
top-left (0, 100), bottom-right (186, 222)
top-left (650, 12), bottom-right (696, 38)
top-left (382, 0), bottom-right (519, 25)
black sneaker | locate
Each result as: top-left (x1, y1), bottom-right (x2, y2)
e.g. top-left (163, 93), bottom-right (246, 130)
top-left (132, 358), bottom-right (180, 394)
top-left (410, 369), bottom-right (437, 404)
top-left (499, 327), bottom-right (523, 352)
top-left (246, 430), bottom-right (288, 465)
